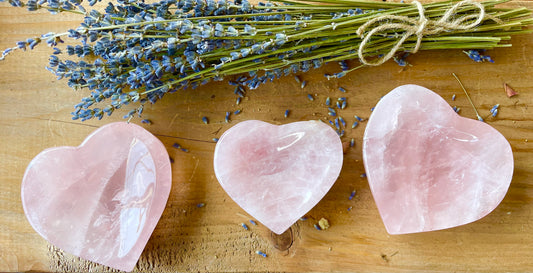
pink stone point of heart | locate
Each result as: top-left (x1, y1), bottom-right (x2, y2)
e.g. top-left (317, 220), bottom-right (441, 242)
top-left (213, 120), bottom-right (343, 234)
top-left (22, 122), bottom-right (172, 271)
top-left (363, 84), bottom-right (514, 235)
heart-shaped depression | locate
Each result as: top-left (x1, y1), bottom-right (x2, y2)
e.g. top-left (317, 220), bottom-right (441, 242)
top-left (214, 120), bottom-right (343, 234)
top-left (22, 122), bottom-right (172, 271)
top-left (363, 84), bottom-right (513, 234)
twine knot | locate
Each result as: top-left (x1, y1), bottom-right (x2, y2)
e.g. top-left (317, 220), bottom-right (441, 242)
top-left (356, 0), bottom-right (497, 66)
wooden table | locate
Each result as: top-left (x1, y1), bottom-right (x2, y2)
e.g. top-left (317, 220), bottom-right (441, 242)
top-left (1, 1), bottom-right (533, 271)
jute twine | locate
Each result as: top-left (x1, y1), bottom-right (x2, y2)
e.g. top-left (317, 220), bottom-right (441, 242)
top-left (356, 0), bottom-right (502, 66)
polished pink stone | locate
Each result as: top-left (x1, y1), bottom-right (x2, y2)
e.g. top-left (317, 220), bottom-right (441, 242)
top-left (214, 120), bottom-right (343, 234)
top-left (363, 84), bottom-right (514, 234)
top-left (22, 122), bottom-right (172, 271)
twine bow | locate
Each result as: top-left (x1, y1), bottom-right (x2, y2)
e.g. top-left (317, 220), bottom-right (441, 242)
top-left (356, 0), bottom-right (496, 66)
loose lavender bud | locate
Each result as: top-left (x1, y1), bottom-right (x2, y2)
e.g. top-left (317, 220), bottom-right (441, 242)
top-left (334, 118), bottom-right (340, 130)
top-left (349, 189), bottom-right (356, 200)
top-left (338, 60), bottom-right (349, 71)
top-left (464, 50), bottom-right (494, 63)
top-left (490, 104), bottom-right (500, 117)
top-left (339, 116), bottom-right (346, 127)
top-left (225, 111), bottom-right (231, 123)
top-left (328, 107), bottom-right (336, 117)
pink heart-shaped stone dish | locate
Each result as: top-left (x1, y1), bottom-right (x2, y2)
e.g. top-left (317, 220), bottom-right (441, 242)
top-left (22, 122), bottom-right (172, 271)
top-left (363, 84), bottom-right (514, 235)
top-left (213, 120), bottom-right (343, 234)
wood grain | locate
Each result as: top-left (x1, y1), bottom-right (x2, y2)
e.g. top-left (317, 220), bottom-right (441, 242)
top-left (1, 1), bottom-right (533, 272)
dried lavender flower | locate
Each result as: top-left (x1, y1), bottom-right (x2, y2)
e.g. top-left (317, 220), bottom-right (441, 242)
top-left (0, 0), bottom-right (531, 120)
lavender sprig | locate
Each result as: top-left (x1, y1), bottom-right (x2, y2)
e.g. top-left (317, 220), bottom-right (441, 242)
top-left (1, 0), bottom-right (532, 121)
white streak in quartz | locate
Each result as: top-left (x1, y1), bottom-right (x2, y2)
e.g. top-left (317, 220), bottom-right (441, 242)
top-left (214, 120), bottom-right (343, 234)
top-left (118, 138), bottom-right (156, 257)
top-left (363, 85), bottom-right (514, 235)
top-left (277, 132), bottom-right (305, 151)
top-left (449, 131), bottom-right (478, 142)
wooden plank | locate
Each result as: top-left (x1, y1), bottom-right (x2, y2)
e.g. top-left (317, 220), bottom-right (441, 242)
top-left (1, 0), bottom-right (533, 271)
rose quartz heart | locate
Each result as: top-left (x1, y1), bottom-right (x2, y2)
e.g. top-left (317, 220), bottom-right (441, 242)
top-left (22, 122), bottom-right (172, 271)
top-left (363, 84), bottom-right (514, 234)
top-left (213, 120), bottom-right (343, 234)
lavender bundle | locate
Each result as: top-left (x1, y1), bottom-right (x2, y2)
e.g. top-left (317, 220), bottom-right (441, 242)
top-left (0, 0), bottom-right (531, 121)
